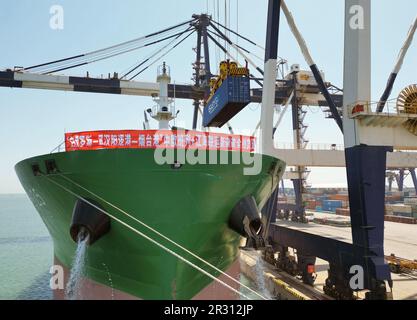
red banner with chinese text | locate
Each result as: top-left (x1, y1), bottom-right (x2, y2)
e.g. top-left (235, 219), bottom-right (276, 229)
top-left (65, 130), bottom-right (256, 152)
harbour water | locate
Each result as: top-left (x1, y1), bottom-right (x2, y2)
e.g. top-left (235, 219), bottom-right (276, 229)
top-left (0, 194), bottom-right (53, 300)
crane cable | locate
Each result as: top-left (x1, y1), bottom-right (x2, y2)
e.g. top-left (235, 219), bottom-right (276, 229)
top-left (206, 29), bottom-right (264, 78)
top-left (236, 0), bottom-right (239, 60)
top-left (211, 18), bottom-right (287, 63)
top-left (207, 29), bottom-right (264, 63)
top-left (25, 18), bottom-right (195, 71)
top-left (25, 27), bottom-right (189, 74)
top-left (23, 18), bottom-right (196, 74)
top-left (43, 175), bottom-right (253, 300)
top-left (209, 23), bottom-right (264, 76)
top-left (211, 18), bottom-right (265, 50)
top-left (42, 28), bottom-right (193, 75)
top-left (121, 26), bottom-right (195, 79)
top-left (128, 28), bottom-right (196, 80)
top-left (206, 32), bottom-right (263, 88)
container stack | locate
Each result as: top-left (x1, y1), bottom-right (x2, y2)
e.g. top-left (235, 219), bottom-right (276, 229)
top-left (328, 194), bottom-right (349, 208)
top-left (305, 200), bottom-right (319, 210)
top-left (322, 200), bottom-right (343, 212)
top-left (336, 208), bottom-right (350, 216)
top-left (404, 197), bottom-right (417, 218)
top-left (385, 194), bottom-right (403, 204)
top-left (385, 204), bottom-right (413, 218)
top-left (335, 207), bottom-right (417, 224)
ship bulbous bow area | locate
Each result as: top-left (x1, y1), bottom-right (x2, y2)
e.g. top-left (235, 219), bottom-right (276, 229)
top-left (70, 199), bottom-right (111, 245)
top-left (228, 195), bottom-right (265, 250)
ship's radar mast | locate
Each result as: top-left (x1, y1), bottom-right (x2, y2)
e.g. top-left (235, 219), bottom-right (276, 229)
top-left (149, 62), bottom-right (178, 129)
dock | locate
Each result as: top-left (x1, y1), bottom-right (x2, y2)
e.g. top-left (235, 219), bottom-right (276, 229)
top-left (240, 216), bottom-right (417, 300)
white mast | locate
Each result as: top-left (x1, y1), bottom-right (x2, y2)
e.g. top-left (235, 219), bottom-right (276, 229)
top-left (149, 62), bottom-right (177, 129)
top-left (260, 0), bottom-right (281, 157)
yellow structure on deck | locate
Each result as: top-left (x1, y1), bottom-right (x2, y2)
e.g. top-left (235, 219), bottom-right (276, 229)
top-left (208, 60), bottom-right (249, 101)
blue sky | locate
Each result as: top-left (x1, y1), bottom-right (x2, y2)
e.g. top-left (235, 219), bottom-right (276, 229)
top-left (0, 0), bottom-right (416, 193)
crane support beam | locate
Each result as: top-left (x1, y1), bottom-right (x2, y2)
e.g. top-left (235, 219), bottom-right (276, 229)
top-left (0, 70), bottom-right (343, 107)
top-left (273, 149), bottom-right (417, 168)
top-left (260, 0), bottom-right (282, 156)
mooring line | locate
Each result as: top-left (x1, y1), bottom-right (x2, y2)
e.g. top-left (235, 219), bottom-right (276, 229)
top-left (55, 173), bottom-right (268, 300)
top-left (43, 175), bottom-right (264, 300)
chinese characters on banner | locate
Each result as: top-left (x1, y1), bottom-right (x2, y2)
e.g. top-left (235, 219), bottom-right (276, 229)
top-left (65, 130), bottom-right (256, 152)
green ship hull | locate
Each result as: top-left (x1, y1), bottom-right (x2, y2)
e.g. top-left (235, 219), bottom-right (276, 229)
top-left (15, 148), bottom-right (285, 299)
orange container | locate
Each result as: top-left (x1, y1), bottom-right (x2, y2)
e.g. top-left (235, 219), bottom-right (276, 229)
top-left (328, 194), bottom-right (349, 201)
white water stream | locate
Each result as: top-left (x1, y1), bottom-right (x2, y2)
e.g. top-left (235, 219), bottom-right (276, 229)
top-left (254, 251), bottom-right (272, 300)
top-left (65, 228), bottom-right (90, 300)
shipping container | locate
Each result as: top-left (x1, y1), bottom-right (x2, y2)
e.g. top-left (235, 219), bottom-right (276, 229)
top-left (316, 196), bottom-right (328, 203)
top-left (305, 200), bottom-right (318, 210)
top-left (385, 195), bottom-right (402, 203)
top-left (385, 215), bottom-right (417, 224)
top-left (336, 209), bottom-right (417, 224)
top-left (322, 200), bottom-right (343, 212)
top-left (385, 204), bottom-right (412, 214)
top-left (404, 197), bottom-right (417, 205)
top-left (336, 208), bottom-right (350, 216)
top-left (392, 211), bottom-right (412, 218)
top-left (328, 194), bottom-right (349, 201)
top-left (203, 76), bottom-right (250, 127)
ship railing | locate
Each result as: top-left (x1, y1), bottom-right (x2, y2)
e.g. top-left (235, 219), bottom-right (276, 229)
top-left (151, 104), bottom-right (176, 116)
top-left (360, 100), bottom-right (401, 115)
top-left (50, 141), bottom-right (65, 154)
top-left (274, 142), bottom-right (345, 151)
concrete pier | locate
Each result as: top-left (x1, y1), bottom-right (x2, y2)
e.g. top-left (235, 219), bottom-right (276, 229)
top-left (240, 218), bottom-right (417, 300)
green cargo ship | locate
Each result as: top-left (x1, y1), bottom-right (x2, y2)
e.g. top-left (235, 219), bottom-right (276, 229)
top-left (13, 61), bottom-right (285, 299)
top-left (15, 146), bottom-right (284, 299)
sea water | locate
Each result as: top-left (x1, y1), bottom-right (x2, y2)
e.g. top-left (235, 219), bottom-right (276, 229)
top-left (0, 194), bottom-right (53, 299)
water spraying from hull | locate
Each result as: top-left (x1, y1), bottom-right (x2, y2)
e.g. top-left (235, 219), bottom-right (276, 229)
top-left (65, 228), bottom-right (90, 300)
top-left (254, 251), bottom-right (272, 300)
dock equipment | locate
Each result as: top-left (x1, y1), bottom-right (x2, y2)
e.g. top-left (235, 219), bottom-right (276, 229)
top-left (386, 254), bottom-right (417, 274)
top-left (258, 0), bottom-right (416, 300)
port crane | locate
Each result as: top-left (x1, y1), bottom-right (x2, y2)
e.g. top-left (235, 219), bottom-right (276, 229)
top-left (259, 0), bottom-right (417, 300)
top-left (1, 0), bottom-right (417, 300)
